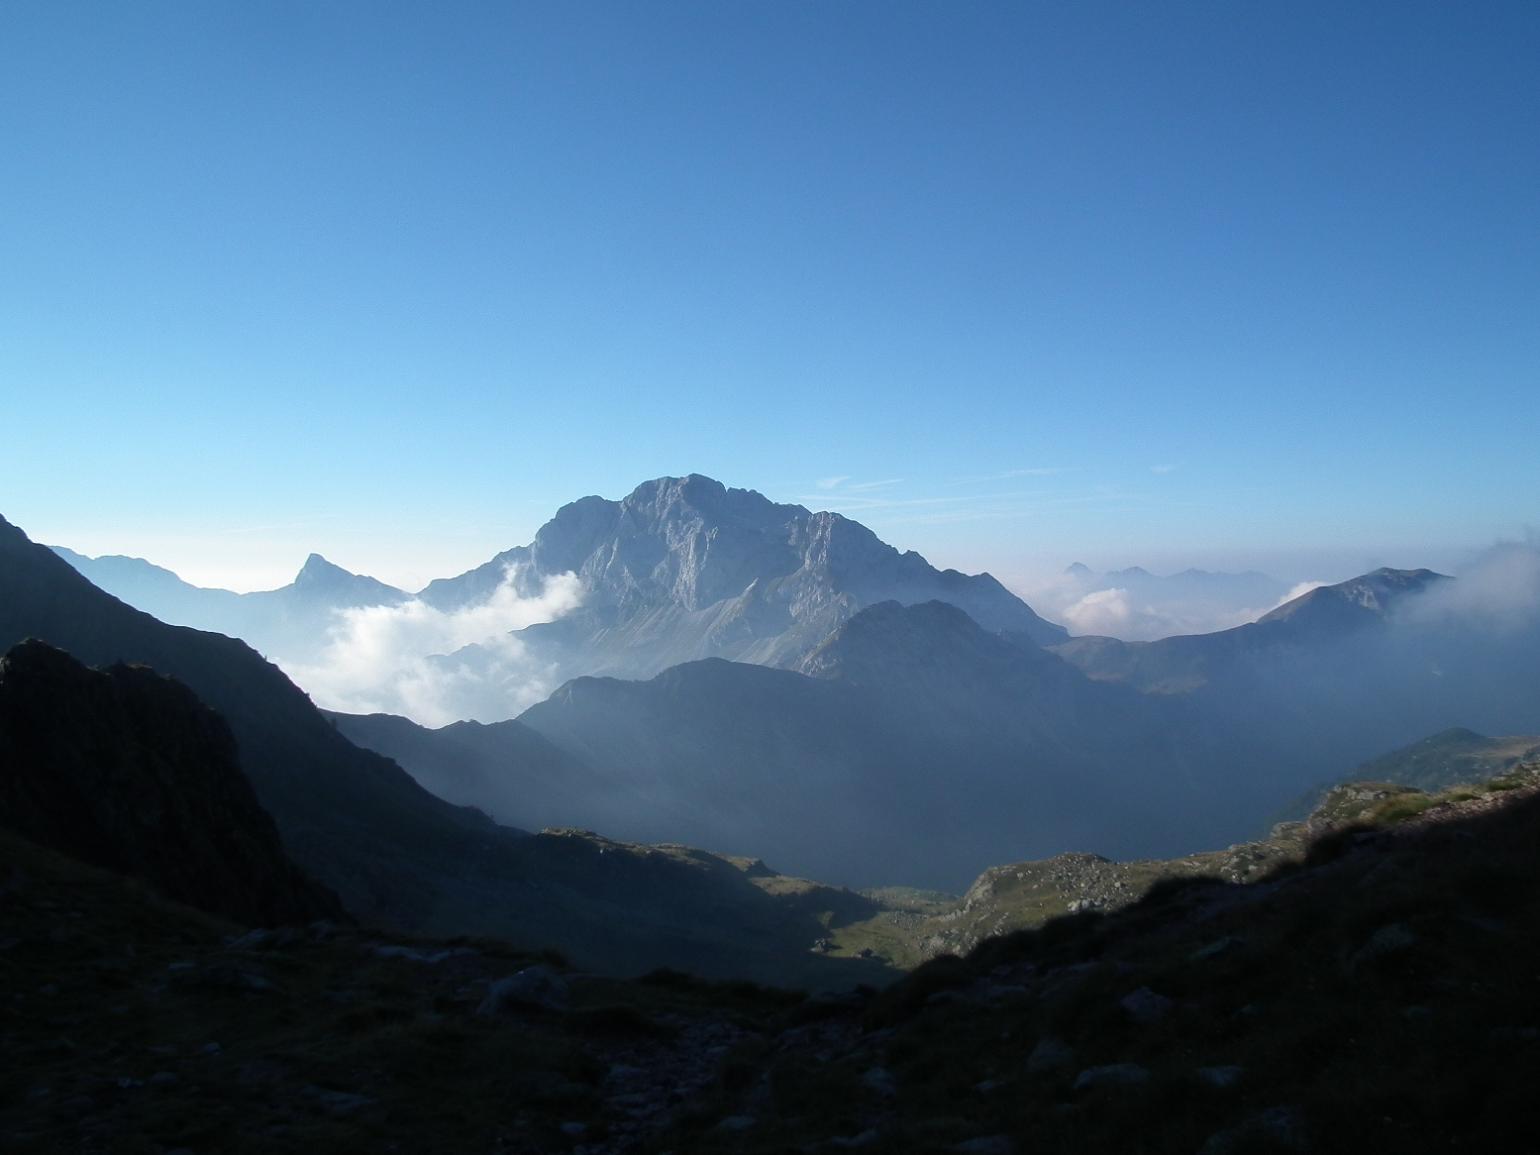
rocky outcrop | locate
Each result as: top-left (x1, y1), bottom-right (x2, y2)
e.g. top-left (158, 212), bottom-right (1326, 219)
top-left (0, 640), bottom-right (342, 926)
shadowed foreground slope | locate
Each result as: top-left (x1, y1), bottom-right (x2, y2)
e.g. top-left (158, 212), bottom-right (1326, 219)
top-left (0, 640), bottom-right (341, 927)
top-left (3, 758), bottom-right (1537, 1152)
top-left (0, 513), bottom-right (505, 929)
top-left (654, 765), bottom-right (1540, 1153)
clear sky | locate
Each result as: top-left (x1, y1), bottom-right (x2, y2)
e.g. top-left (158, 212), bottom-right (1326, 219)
top-left (2, 2), bottom-right (1536, 592)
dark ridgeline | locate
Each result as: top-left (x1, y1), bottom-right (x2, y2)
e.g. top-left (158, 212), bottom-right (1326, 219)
top-left (0, 513), bottom-right (899, 984)
top-left (0, 640), bottom-right (341, 926)
top-left (0, 512), bottom-right (505, 930)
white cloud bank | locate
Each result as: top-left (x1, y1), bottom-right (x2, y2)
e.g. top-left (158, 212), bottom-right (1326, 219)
top-left (281, 566), bottom-right (583, 727)
top-left (1404, 537), bottom-right (1540, 632)
top-left (1030, 539), bottom-right (1540, 644)
top-left (1027, 575), bottom-right (1332, 641)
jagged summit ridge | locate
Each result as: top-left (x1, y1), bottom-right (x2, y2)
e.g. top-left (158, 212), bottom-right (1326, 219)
top-left (43, 476), bottom-right (1066, 711)
top-left (421, 474), bottom-right (1067, 683)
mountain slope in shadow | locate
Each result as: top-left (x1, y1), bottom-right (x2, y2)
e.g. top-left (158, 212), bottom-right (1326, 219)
top-left (0, 639), bottom-right (342, 927)
top-left (0, 512), bottom-right (897, 984)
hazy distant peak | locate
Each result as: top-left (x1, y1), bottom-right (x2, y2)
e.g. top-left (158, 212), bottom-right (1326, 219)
top-left (799, 599), bottom-right (1044, 685)
top-left (288, 553), bottom-right (408, 605)
top-left (1260, 566), bottom-right (1448, 625)
top-left (294, 552), bottom-right (348, 583)
top-left (1064, 562), bottom-right (1094, 577)
top-left (49, 546), bottom-right (179, 580)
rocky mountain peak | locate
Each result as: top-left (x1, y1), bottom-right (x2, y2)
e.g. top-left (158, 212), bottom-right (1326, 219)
top-left (293, 552), bottom-right (350, 586)
top-left (289, 553), bottom-right (407, 606)
top-left (384, 475), bottom-right (1066, 686)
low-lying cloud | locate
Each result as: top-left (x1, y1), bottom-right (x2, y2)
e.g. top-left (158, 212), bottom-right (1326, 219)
top-left (1027, 572), bottom-right (1330, 641)
top-left (281, 567), bottom-right (583, 726)
top-left (1401, 537), bottom-right (1540, 632)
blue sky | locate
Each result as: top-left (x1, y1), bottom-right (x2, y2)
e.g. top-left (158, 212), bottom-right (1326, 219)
top-left (2, 2), bottom-right (1536, 591)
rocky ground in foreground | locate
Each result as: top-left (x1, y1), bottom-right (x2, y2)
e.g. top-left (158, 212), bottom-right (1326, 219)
top-left (657, 765), bottom-right (1540, 1153)
top-left (0, 829), bottom-right (800, 1154)
top-left (6, 765), bottom-right (1539, 1153)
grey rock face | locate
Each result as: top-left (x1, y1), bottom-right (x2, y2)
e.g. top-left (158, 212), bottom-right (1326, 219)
top-left (424, 475), bottom-right (1066, 688)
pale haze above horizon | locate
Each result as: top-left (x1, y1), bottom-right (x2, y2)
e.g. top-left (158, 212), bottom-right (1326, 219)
top-left (3, 3), bottom-right (1535, 596)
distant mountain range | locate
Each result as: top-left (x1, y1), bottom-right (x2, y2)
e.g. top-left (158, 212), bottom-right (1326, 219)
top-left (339, 599), bottom-right (1225, 889)
top-left (54, 474), bottom-right (1064, 694)
top-left (1040, 562), bottom-right (1295, 640)
top-left (50, 544), bottom-right (409, 665)
top-left (1065, 561), bottom-right (1288, 605)
top-left (34, 477), bottom-right (1540, 895)
top-left (7, 484), bottom-right (1540, 1150)
top-left (336, 550), bottom-right (1540, 890)
top-left (1051, 567), bottom-right (1450, 693)
top-left (422, 474), bottom-right (1066, 679)
top-left (0, 512), bottom-right (891, 983)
